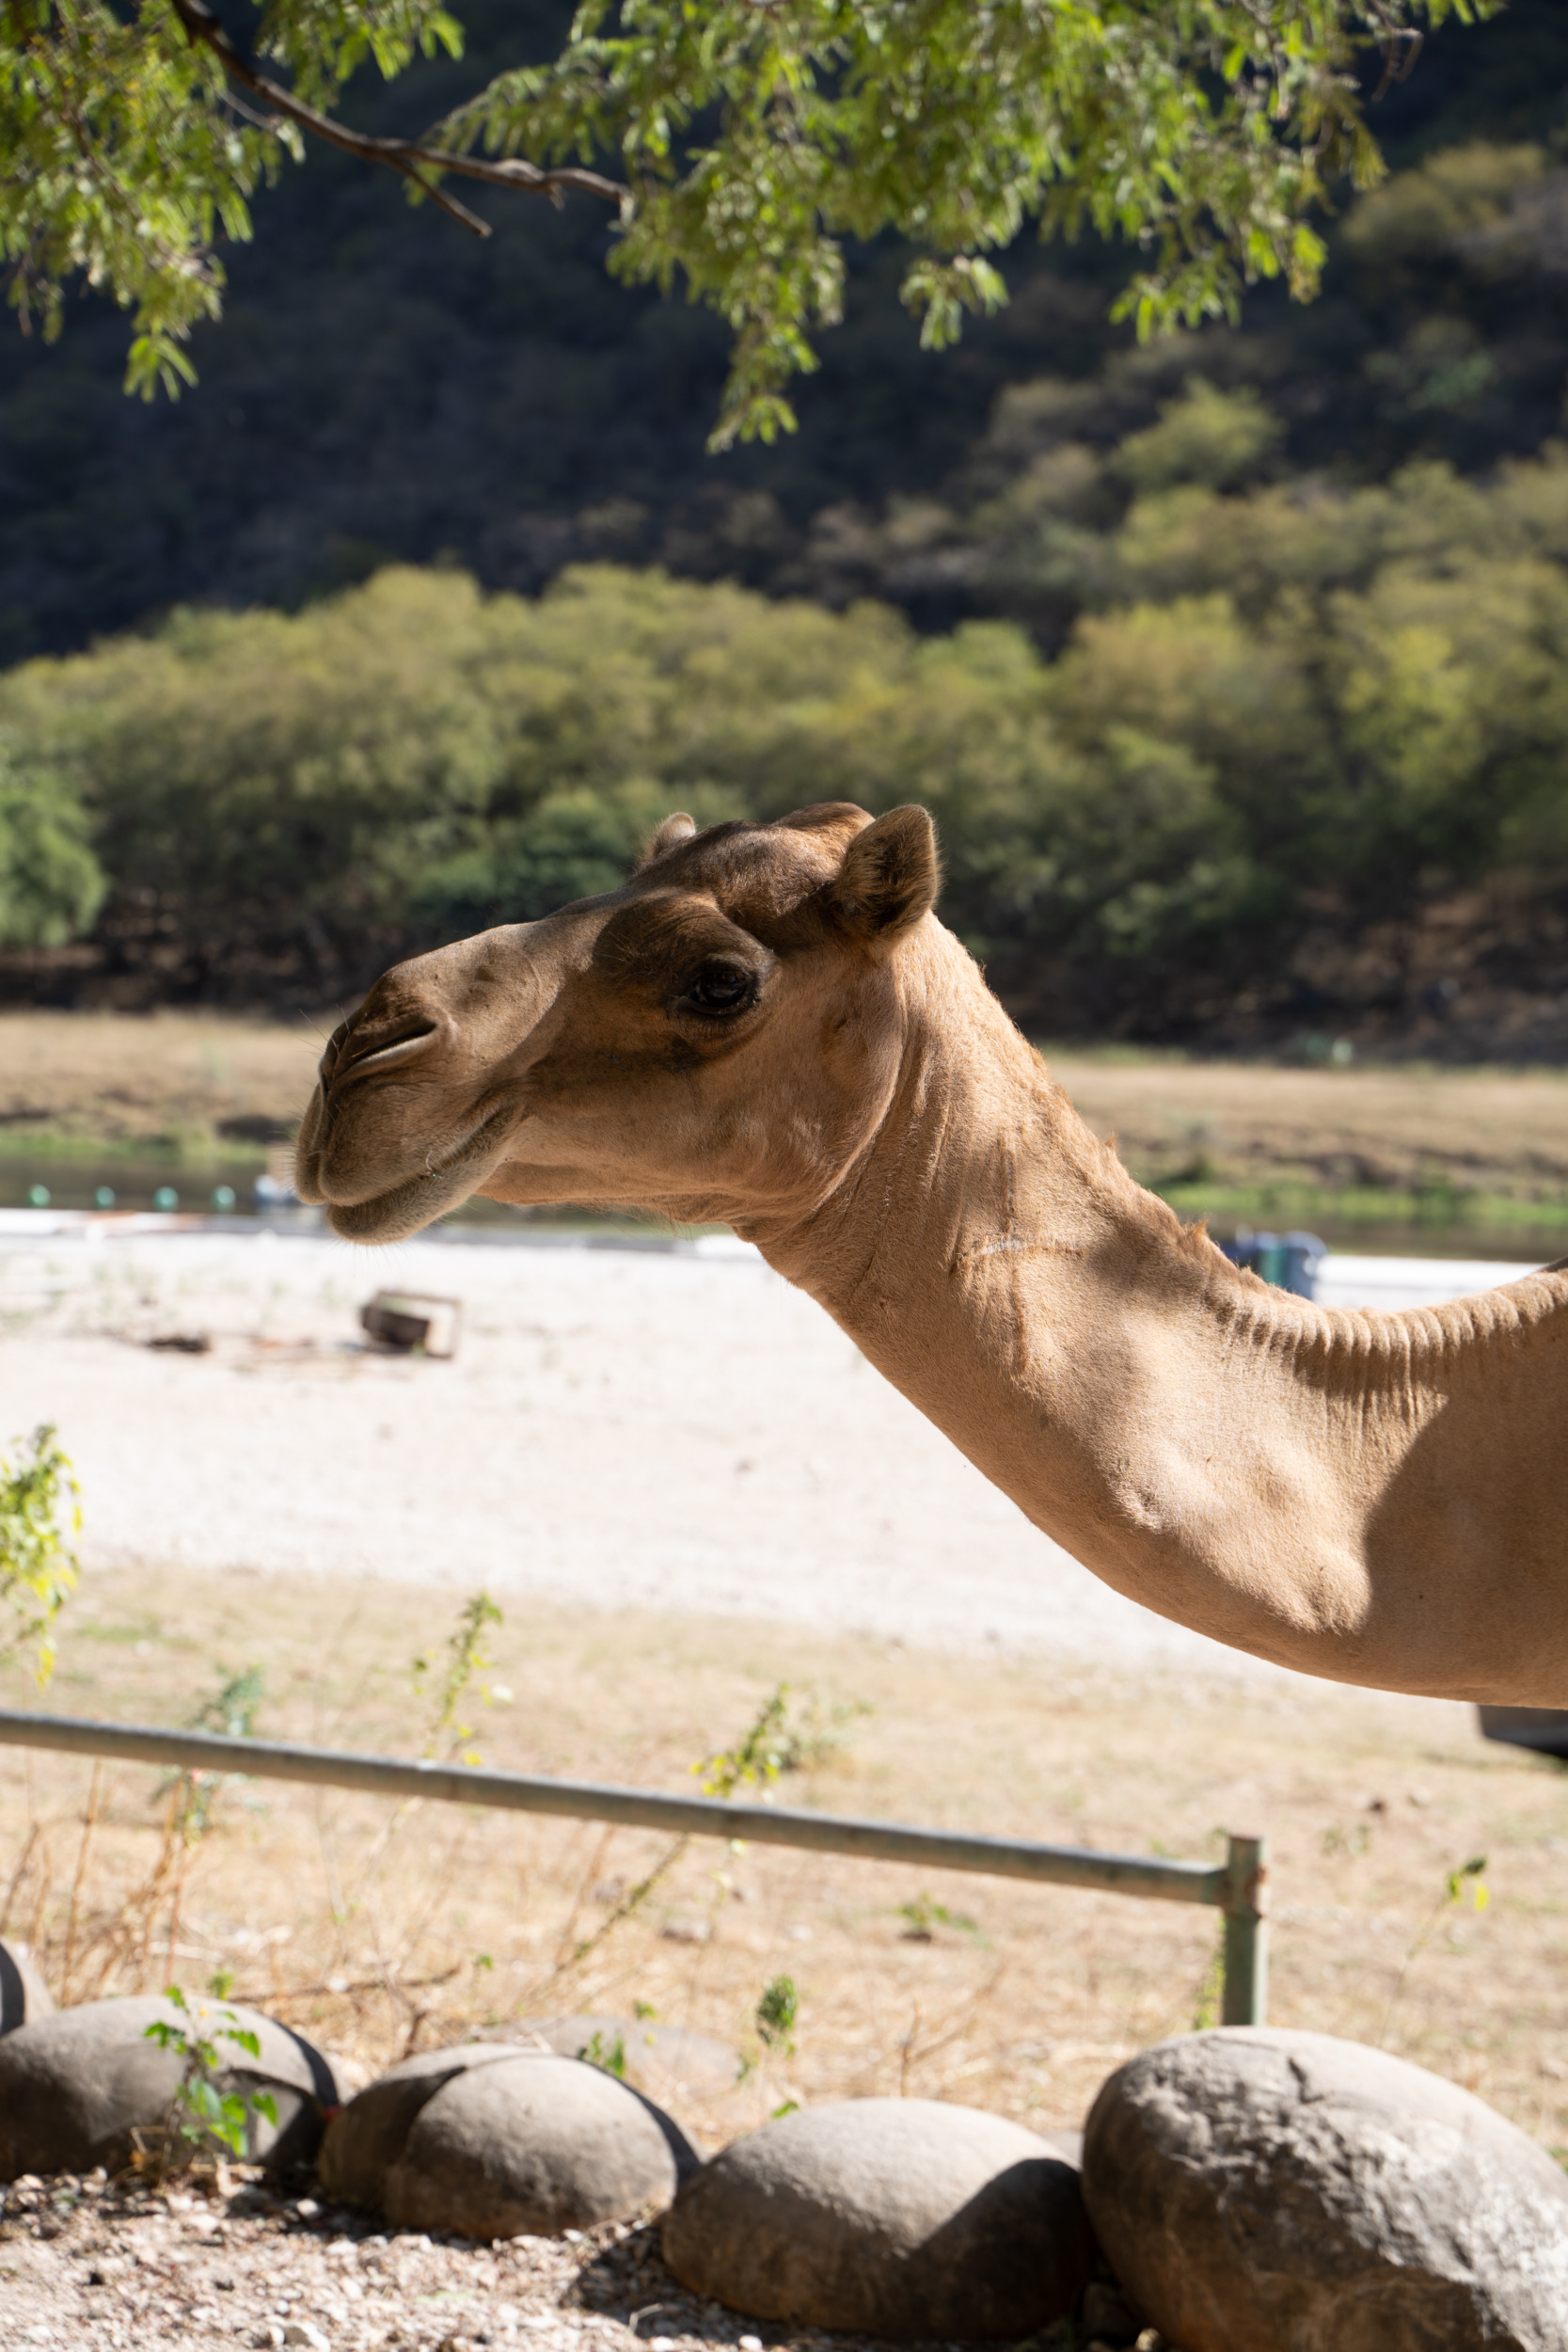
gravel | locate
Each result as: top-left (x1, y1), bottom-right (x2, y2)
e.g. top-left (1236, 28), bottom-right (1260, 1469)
top-left (0, 2167), bottom-right (1093, 2352)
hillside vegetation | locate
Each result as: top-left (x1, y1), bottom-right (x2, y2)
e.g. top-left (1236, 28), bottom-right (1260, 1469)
top-left (7, 418), bottom-right (1568, 1045)
top-left (3, 5), bottom-right (1568, 1047)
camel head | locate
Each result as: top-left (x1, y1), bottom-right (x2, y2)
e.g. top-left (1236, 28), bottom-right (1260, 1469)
top-left (295, 802), bottom-right (941, 1244)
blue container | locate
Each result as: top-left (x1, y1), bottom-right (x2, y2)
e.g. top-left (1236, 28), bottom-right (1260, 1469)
top-left (1218, 1229), bottom-right (1326, 1300)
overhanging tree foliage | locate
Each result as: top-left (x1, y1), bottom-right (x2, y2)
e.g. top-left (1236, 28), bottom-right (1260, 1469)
top-left (2, 0), bottom-right (1489, 443)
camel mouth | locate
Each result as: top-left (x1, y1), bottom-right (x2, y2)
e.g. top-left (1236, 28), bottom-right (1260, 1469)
top-left (319, 1100), bottom-right (522, 1245)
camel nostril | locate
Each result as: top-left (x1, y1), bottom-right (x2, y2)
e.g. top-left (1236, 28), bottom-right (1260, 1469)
top-left (337, 1018), bottom-right (442, 1084)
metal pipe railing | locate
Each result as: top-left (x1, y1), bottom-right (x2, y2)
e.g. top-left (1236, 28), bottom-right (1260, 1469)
top-left (0, 1709), bottom-right (1269, 2025)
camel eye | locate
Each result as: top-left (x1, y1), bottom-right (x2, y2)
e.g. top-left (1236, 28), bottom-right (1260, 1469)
top-left (684, 961), bottom-right (758, 1015)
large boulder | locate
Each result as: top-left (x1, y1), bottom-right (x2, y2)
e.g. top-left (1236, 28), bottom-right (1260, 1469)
top-left (321, 2046), bottom-right (698, 2239)
top-left (0, 1995), bottom-right (342, 2178)
top-left (1084, 2027), bottom-right (1568, 2352)
top-left (661, 2097), bottom-right (1093, 2340)
top-left (0, 1940), bottom-right (52, 2034)
top-left (526, 2015), bottom-right (739, 2102)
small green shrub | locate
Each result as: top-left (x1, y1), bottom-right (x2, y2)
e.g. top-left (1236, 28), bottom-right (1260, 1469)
top-left (576, 2027), bottom-right (627, 2078)
top-left (0, 1423), bottom-right (81, 1689)
top-left (755, 1974), bottom-right (799, 2057)
top-left (897, 1892), bottom-right (986, 1945)
top-left (412, 1590), bottom-right (503, 1764)
top-left (142, 1985), bottom-right (277, 2176)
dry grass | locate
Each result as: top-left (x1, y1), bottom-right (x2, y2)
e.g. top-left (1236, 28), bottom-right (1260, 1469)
top-left (5, 1565), bottom-right (1565, 2160)
top-left (1048, 1050), bottom-right (1568, 1216)
top-left (0, 1012), bottom-right (325, 1152)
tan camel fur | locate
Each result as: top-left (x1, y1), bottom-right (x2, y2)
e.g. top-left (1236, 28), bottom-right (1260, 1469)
top-left (296, 803), bottom-right (1568, 1706)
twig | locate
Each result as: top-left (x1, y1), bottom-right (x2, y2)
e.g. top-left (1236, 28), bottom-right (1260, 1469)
top-left (898, 2002), bottom-right (922, 2097)
top-left (60, 1760), bottom-right (103, 1999)
top-left (560, 1835), bottom-right (689, 1980)
top-left (264, 1963), bottom-right (463, 2006)
top-left (131, 1788), bottom-right (185, 1990)
top-left (0, 1822), bottom-right (40, 1937)
top-left (24, 1829), bottom-right (52, 1956)
top-left (1371, 28), bottom-right (1423, 103)
top-left (551, 1824), bottom-right (620, 1971)
top-left (896, 1963), bottom-right (1009, 2094)
top-left (164, 1779), bottom-right (195, 1985)
top-left (167, 0), bottom-right (625, 240)
top-left (390, 1821), bottom-right (473, 1973)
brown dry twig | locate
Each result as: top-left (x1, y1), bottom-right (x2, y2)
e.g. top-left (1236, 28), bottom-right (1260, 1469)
top-left (60, 1760), bottom-right (103, 2000)
top-left (167, 0), bottom-right (625, 238)
top-left (0, 1821), bottom-right (40, 1937)
top-left (263, 1962), bottom-right (463, 2008)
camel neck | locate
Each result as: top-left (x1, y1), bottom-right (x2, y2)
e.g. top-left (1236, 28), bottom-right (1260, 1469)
top-left (746, 925), bottom-right (1568, 1698)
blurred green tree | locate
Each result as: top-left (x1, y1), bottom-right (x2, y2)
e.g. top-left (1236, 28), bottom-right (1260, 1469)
top-left (8, 419), bottom-right (1568, 1032)
top-left (0, 743), bottom-right (104, 946)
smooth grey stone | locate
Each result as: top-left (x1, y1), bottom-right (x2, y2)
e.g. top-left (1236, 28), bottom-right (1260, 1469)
top-left (661, 2096), bottom-right (1093, 2340)
top-left (527, 2015), bottom-right (739, 2099)
top-left (0, 1994), bottom-right (342, 2178)
top-left (1084, 2027), bottom-right (1568, 2352)
top-left (320, 2044), bottom-right (544, 2209)
top-left (0, 1940), bottom-right (53, 2034)
top-left (324, 2048), bottom-right (699, 2238)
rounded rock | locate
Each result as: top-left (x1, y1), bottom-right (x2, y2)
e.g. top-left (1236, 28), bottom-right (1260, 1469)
top-left (0, 1939), bottom-right (53, 2034)
top-left (1084, 2027), bottom-right (1568, 2352)
top-left (323, 2048), bottom-right (698, 2239)
top-left (528, 2015), bottom-right (739, 2102)
top-left (321, 2044), bottom-right (544, 2209)
top-left (0, 1994), bottom-right (342, 2179)
top-left (661, 2096), bottom-right (1092, 2340)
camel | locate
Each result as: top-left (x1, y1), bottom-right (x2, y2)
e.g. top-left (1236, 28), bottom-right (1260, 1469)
top-left (296, 803), bottom-right (1568, 1706)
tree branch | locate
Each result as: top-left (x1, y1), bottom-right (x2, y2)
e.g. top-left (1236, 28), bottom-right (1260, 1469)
top-left (167, 0), bottom-right (626, 240)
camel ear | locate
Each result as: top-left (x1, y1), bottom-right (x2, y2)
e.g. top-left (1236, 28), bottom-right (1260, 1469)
top-left (827, 805), bottom-right (939, 948)
top-left (639, 812), bottom-right (698, 868)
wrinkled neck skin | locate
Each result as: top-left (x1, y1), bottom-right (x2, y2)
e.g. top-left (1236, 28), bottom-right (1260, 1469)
top-left (731, 926), bottom-right (1568, 1705)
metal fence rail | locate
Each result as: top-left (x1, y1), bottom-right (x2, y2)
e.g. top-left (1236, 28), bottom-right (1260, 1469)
top-left (0, 1708), bottom-right (1269, 2026)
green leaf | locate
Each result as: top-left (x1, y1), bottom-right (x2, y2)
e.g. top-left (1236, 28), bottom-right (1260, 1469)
top-left (0, 0), bottom-right (1497, 439)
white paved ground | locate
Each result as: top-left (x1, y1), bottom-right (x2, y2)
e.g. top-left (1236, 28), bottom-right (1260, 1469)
top-left (0, 1217), bottom-right (1545, 1678)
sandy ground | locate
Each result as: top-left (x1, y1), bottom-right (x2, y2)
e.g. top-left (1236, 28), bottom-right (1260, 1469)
top-left (0, 1226), bottom-right (1544, 1677)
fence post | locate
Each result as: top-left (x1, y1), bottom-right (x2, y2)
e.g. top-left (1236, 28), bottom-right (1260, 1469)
top-left (1220, 1832), bottom-right (1269, 2026)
